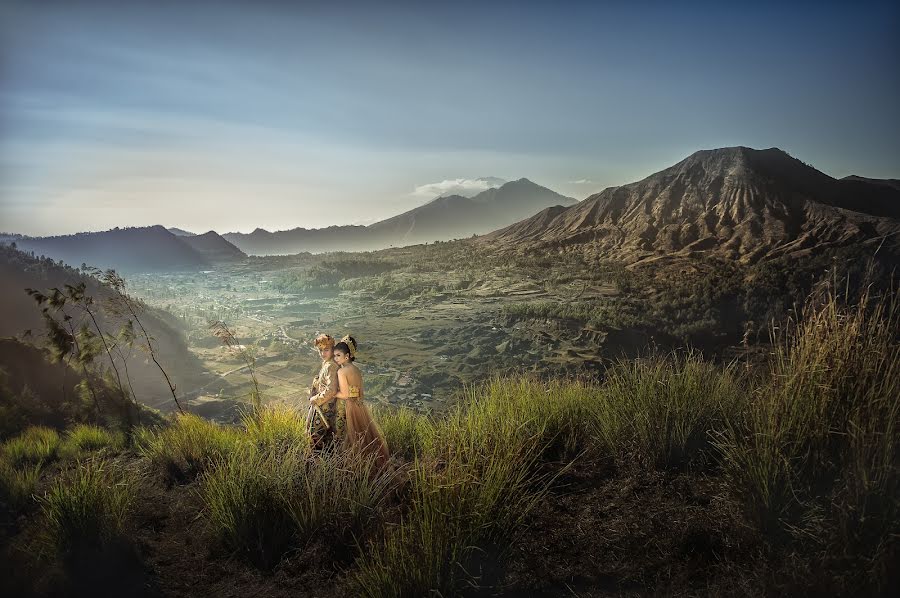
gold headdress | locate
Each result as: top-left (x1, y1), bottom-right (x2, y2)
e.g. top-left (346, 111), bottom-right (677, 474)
top-left (314, 334), bottom-right (335, 350)
top-left (340, 334), bottom-right (357, 358)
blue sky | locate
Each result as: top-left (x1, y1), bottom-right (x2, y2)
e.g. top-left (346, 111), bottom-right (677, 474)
top-left (1, 0), bottom-right (898, 236)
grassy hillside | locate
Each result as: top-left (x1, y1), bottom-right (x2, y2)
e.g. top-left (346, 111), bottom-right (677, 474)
top-left (0, 285), bottom-right (897, 597)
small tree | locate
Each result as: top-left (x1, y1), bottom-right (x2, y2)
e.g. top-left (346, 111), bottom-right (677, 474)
top-left (209, 320), bottom-right (262, 412)
top-left (95, 269), bottom-right (186, 415)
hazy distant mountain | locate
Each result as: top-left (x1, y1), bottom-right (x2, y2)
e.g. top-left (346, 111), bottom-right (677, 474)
top-left (484, 147), bottom-right (900, 263)
top-left (13, 225), bottom-right (216, 272)
top-left (223, 225), bottom-right (371, 255)
top-left (168, 227), bottom-right (197, 237)
top-left (224, 178), bottom-right (576, 255)
top-left (179, 231), bottom-right (246, 263)
top-left (367, 178), bottom-right (577, 247)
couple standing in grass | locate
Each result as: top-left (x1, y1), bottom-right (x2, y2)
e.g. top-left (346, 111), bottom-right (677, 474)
top-left (306, 333), bottom-right (390, 467)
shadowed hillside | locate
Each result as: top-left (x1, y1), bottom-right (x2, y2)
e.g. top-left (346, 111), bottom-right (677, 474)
top-left (179, 231), bottom-right (246, 263)
top-left (13, 226), bottom-right (218, 273)
top-left (0, 244), bottom-right (211, 414)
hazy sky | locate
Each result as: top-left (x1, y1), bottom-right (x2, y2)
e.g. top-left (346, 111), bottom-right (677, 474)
top-left (1, 0), bottom-right (898, 236)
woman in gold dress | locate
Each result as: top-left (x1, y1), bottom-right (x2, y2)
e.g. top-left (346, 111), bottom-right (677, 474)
top-left (332, 336), bottom-right (390, 469)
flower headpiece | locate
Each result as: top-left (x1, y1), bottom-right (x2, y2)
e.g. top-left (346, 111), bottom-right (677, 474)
top-left (340, 334), bottom-right (357, 358)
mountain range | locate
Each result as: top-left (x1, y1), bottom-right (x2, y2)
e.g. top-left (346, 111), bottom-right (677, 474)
top-left (6, 178), bottom-right (573, 270)
top-left (484, 147), bottom-right (900, 263)
top-left (5, 149), bottom-right (898, 272)
top-left (222, 178), bottom-right (576, 255)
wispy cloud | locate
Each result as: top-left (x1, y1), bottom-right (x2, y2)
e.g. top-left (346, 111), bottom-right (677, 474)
top-left (411, 177), bottom-right (506, 198)
top-left (568, 178), bottom-right (594, 184)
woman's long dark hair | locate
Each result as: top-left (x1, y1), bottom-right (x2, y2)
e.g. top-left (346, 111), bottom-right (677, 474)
top-left (334, 336), bottom-right (358, 362)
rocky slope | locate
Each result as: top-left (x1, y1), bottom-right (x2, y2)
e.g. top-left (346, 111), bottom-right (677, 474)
top-left (483, 147), bottom-right (900, 263)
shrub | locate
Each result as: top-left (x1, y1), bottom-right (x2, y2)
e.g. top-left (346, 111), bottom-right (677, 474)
top-left (40, 459), bottom-right (135, 554)
top-left (1, 426), bottom-right (60, 468)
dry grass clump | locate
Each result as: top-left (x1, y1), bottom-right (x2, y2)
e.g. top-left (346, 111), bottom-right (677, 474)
top-left (720, 286), bottom-right (899, 593)
top-left (592, 351), bottom-right (745, 470)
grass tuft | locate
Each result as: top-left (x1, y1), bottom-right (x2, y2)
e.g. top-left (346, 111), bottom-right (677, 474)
top-left (40, 458), bottom-right (135, 554)
top-left (592, 351), bottom-right (745, 470)
top-left (141, 414), bottom-right (244, 483)
top-left (720, 286), bottom-right (899, 591)
top-left (241, 404), bottom-right (308, 456)
top-left (1, 426), bottom-right (61, 468)
top-left (355, 378), bottom-right (558, 596)
top-left (0, 460), bottom-right (41, 511)
top-left (201, 445), bottom-right (394, 570)
top-left (58, 425), bottom-right (125, 460)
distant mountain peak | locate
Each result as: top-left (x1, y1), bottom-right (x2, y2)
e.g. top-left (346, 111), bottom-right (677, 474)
top-left (483, 145), bottom-right (900, 262)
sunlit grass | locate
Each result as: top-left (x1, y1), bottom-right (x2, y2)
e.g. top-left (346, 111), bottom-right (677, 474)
top-left (1, 426), bottom-right (60, 468)
top-left (140, 413), bottom-right (244, 483)
top-left (58, 425), bottom-right (125, 460)
top-left (241, 404), bottom-right (308, 456)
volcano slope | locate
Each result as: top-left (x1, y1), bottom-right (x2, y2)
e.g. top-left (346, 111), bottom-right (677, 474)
top-left (483, 146), bottom-right (900, 265)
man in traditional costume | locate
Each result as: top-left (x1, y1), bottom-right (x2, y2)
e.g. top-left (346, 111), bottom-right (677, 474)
top-left (307, 333), bottom-right (339, 450)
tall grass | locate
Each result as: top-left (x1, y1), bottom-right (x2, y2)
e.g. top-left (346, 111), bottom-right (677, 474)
top-left (58, 425), bottom-right (125, 460)
top-left (40, 459), bottom-right (135, 554)
top-left (241, 404), bottom-right (308, 456)
top-left (200, 445), bottom-right (394, 569)
top-left (592, 351), bottom-right (745, 470)
top-left (374, 406), bottom-right (434, 460)
top-left (0, 460), bottom-right (41, 510)
top-left (140, 414), bottom-right (244, 483)
top-left (721, 286), bottom-right (899, 590)
top-left (200, 446), bottom-right (298, 569)
top-left (355, 378), bottom-right (563, 596)
top-left (1, 426), bottom-right (61, 468)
